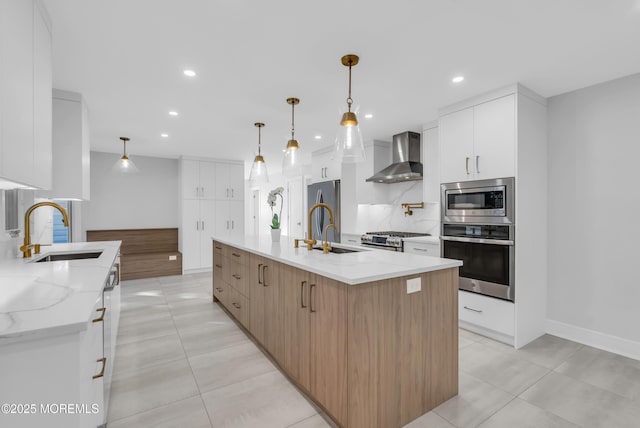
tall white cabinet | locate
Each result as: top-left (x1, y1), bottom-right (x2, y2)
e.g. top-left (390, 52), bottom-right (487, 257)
top-left (0, 0), bottom-right (52, 189)
top-left (179, 158), bottom-right (244, 272)
top-left (439, 84), bottom-right (548, 349)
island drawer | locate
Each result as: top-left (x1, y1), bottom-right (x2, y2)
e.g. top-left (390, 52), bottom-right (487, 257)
top-left (459, 290), bottom-right (514, 337)
top-left (213, 241), bottom-right (225, 257)
top-left (404, 242), bottom-right (440, 256)
top-left (228, 248), bottom-right (247, 266)
top-left (213, 280), bottom-right (228, 307)
top-left (228, 286), bottom-right (249, 329)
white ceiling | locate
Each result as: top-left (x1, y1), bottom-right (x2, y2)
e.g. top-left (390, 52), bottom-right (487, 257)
top-left (43, 0), bottom-right (640, 172)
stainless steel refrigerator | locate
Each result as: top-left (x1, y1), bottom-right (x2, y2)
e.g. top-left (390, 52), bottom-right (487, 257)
top-left (307, 180), bottom-right (340, 243)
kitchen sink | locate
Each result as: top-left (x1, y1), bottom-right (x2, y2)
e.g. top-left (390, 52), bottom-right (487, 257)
top-left (312, 246), bottom-right (362, 254)
top-left (33, 251), bottom-right (103, 262)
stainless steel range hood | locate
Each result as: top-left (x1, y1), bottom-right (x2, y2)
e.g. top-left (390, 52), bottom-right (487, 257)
top-left (366, 131), bottom-right (422, 183)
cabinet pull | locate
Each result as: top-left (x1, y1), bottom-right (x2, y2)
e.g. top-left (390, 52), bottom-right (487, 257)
top-left (231, 220), bottom-right (234, 229)
top-left (231, 188), bottom-right (234, 198)
top-left (463, 305), bottom-right (483, 313)
top-left (257, 263), bottom-right (263, 285)
top-left (413, 247), bottom-right (429, 252)
top-left (92, 307), bottom-right (106, 323)
top-left (216, 287), bottom-right (223, 292)
top-left (92, 357), bottom-right (107, 379)
top-left (114, 262), bottom-right (121, 285)
top-left (301, 281), bottom-right (307, 308)
top-left (262, 265), bottom-right (268, 286)
top-left (232, 253), bottom-right (240, 258)
top-left (232, 274), bottom-right (241, 280)
top-left (215, 245), bottom-right (222, 250)
top-left (196, 221), bottom-right (200, 231)
top-left (215, 264), bottom-right (222, 268)
top-left (226, 188), bottom-right (229, 197)
top-left (201, 186), bottom-right (205, 196)
top-left (232, 302), bottom-right (241, 309)
top-left (310, 283), bottom-right (316, 313)
top-left (226, 220), bottom-right (229, 229)
top-left (201, 221), bottom-right (205, 230)
top-left (475, 155), bottom-right (480, 174)
top-left (465, 157), bottom-right (470, 175)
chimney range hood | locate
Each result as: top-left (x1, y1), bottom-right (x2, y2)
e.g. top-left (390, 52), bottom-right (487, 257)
top-left (366, 131), bottom-right (422, 183)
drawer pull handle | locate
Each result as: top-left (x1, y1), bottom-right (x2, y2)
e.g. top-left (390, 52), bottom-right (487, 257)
top-left (232, 302), bottom-right (241, 309)
top-left (232, 253), bottom-right (240, 258)
top-left (301, 281), bottom-right (307, 308)
top-left (310, 283), bottom-right (316, 313)
top-left (232, 274), bottom-right (241, 280)
top-left (92, 357), bottom-right (107, 379)
top-left (257, 263), bottom-right (263, 284)
top-left (216, 287), bottom-right (223, 292)
top-left (262, 265), bottom-right (268, 287)
top-left (215, 246), bottom-right (222, 250)
top-left (463, 305), bottom-right (483, 313)
top-left (215, 264), bottom-right (222, 268)
top-left (413, 247), bottom-right (428, 252)
top-left (92, 307), bottom-right (106, 323)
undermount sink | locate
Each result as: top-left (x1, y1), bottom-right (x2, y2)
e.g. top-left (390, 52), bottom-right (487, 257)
top-left (312, 246), bottom-right (362, 254)
top-left (33, 251), bottom-right (103, 263)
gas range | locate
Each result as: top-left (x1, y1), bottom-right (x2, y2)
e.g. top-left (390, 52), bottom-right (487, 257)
top-left (360, 231), bottom-right (431, 252)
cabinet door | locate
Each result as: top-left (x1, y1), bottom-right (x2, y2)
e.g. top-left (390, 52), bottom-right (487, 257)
top-left (404, 242), bottom-right (440, 257)
top-left (214, 202), bottom-right (230, 238)
top-left (199, 200), bottom-right (215, 269)
top-left (312, 150), bottom-right (341, 183)
top-left (262, 260), bottom-right (283, 364)
top-left (227, 163), bottom-right (244, 201)
top-left (249, 255), bottom-right (265, 342)
top-left (309, 274), bottom-right (347, 424)
top-left (228, 200), bottom-right (244, 238)
top-left (32, 2), bottom-right (52, 190)
top-left (0, 0), bottom-right (34, 186)
top-left (439, 108), bottom-right (474, 183)
top-left (181, 160), bottom-right (201, 199)
top-left (282, 265), bottom-right (310, 389)
top-left (215, 163), bottom-right (229, 199)
top-left (181, 199), bottom-right (201, 270)
top-left (199, 161), bottom-right (216, 199)
top-left (473, 94), bottom-right (516, 180)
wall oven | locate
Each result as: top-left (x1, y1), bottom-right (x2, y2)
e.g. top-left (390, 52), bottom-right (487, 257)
top-left (441, 178), bottom-right (515, 302)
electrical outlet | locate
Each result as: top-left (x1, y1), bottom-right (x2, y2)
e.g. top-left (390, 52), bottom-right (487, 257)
top-left (406, 277), bottom-right (421, 294)
top-left (169, 255), bottom-right (177, 261)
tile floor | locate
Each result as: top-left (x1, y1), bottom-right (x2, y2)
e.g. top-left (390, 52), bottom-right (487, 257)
top-left (107, 273), bottom-right (640, 428)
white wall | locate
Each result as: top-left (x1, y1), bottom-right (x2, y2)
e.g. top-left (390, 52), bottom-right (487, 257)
top-left (547, 72), bottom-right (640, 358)
top-left (82, 151), bottom-right (179, 237)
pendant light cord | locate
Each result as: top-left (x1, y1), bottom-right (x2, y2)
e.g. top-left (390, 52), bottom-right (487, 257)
top-left (258, 126), bottom-right (262, 156)
top-left (346, 60), bottom-right (353, 113)
top-left (291, 102), bottom-right (295, 140)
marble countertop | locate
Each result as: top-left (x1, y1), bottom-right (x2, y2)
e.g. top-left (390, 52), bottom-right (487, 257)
top-left (212, 235), bottom-right (461, 285)
top-left (0, 241), bottom-right (120, 345)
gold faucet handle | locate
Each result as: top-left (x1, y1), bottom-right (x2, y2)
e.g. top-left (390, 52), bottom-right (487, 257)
top-left (34, 243), bottom-right (51, 254)
top-left (323, 241), bottom-right (331, 254)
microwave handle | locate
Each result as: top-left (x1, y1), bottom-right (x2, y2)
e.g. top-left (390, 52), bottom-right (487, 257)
top-left (441, 236), bottom-right (514, 246)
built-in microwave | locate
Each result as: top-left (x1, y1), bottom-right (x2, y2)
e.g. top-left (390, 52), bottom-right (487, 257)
top-left (441, 177), bottom-right (514, 225)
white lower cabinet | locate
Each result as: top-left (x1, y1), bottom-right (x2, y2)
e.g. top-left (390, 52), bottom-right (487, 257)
top-left (404, 241), bottom-right (440, 256)
top-left (341, 233), bottom-right (363, 246)
top-left (215, 200), bottom-right (244, 239)
top-left (458, 290), bottom-right (515, 344)
top-left (182, 199), bottom-right (215, 271)
top-left (0, 294), bottom-right (106, 428)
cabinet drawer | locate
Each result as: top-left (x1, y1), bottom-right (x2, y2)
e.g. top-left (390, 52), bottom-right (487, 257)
top-left (229, 259), bottom-right (249, 297)
top-left (228, 248), bottom-right (247, 265)
top-left (214, 280), bottom-right (228, 307)
top-left (228, 287), bottom-right (250, 329)
top-left (213, 241), bottom-right (225, 257)
top-left (459, 290), bottom-right (514, 337)
top-left (404, 242), bottom-right (440, 256)
top-left (213, 258), bottom-right (224, 285)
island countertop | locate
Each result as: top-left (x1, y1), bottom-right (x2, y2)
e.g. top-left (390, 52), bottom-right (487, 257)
top-left (212, 234), bottom-right (461, 285)
top-left (0, 241), bottom-right (120, 345)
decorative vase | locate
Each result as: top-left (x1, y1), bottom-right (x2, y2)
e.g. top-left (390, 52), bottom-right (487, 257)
top-left (270, 228), bottom-right (281, 242)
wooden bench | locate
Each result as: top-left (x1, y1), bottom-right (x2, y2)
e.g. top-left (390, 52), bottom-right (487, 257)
top-left (86, 228), bottom-right (183, 280)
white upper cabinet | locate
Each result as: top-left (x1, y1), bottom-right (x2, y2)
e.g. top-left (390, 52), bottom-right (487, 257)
top-left (439, 94), bottom-right (515, 183)
top-left (215, 163), bottom-right (244, 200)
top-left (312, 147), bottom-right (341, 182)
top-left (181, 159), bottom-right (216, 200)
top-left (0, 0), bottom-right (52, 189)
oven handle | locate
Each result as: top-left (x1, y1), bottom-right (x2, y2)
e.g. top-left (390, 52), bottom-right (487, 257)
top-left (441, 236), bottom-right (514, 246)
top-left (360, 242), bottom-right (401, 251)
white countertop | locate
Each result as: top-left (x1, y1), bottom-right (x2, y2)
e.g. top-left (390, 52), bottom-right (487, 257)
top-left (402, 235), bottom-right (441, 244)
top-left (0, 241), bottom-right (120, 345)
top-left (212, 235), bottom-right (461, 285)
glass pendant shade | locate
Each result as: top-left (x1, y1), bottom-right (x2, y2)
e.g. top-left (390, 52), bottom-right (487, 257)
top-left (334, 54), bottom-right (365, 163)
top-left (249, 123), bottom-right (269, 183)
top-left (282, 98), bottom-right (302, 177)
top-left (112, 137), bottom-right (139, 174)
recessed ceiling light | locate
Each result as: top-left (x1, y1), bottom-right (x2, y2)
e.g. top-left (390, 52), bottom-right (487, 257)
top-left (183, 69), bottom-right (196, 77)
top-left (314, 135), bottom-right (322, 140)
top-left (169, 111), bottom-right (178, 116)
top-left (364, 114), bottom-right (373, 119)
top-left (161, 133), bottom-right (169, 138)
top-left (452, 75), bottom-right (464, 83)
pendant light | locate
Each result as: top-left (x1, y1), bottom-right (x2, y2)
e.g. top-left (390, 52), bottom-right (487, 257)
top-left (282, 97), bottom-right (302, 176)
top-left (112, 137), bottom-right (139, 174)
top-left (249, 122), bottom-right (269, 184)
top-left (334, 54), bottom-right (365, 163)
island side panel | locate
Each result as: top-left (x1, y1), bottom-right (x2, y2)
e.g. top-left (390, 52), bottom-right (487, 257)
top-left (347, 267), bottom-right (459, 428)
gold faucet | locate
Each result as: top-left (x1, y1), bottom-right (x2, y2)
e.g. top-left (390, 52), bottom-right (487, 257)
top-left (301, 203), bottom-right (335, 250)
top-left (20, 202), bottom-right (69, 258)
top-left (322, 223), bottom-right (338, 254)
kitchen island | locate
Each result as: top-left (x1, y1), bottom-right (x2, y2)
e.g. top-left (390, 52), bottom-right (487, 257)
top-left (212, 235), bottom-right (462, 428)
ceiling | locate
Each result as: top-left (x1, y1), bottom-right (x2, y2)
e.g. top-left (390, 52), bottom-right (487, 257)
top-left (43, 0), bottom-right (640, 173)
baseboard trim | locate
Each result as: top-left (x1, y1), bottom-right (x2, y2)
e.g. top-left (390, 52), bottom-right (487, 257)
top-left (459, 320), bottom-right (514, 347)
top-left (546, 319), bottom-right (640, 361)
top-left (183, 267), bottom-right (212, 275)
